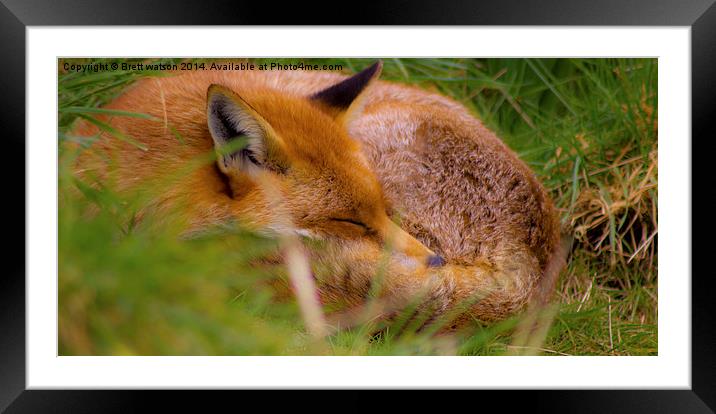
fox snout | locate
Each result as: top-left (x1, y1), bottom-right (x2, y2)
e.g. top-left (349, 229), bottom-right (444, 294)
top-left (377, 217), bottom-right (445, 268)
top-left (426, 254), bottom-right (446, 267)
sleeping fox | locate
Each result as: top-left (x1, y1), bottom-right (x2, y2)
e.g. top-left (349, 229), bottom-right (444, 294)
top-left (70, 60), bottom-right (566, 328)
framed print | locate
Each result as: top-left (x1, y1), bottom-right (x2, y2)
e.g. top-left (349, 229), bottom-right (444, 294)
top-left (2, 0), bottom-right (713, 411)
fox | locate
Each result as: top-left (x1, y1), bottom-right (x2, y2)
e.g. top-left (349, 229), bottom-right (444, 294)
top-left (68, 60), bottom-right (566, 329)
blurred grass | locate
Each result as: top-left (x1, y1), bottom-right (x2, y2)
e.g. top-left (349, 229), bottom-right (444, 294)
top-left (58, 57), bottom-right (657, 356)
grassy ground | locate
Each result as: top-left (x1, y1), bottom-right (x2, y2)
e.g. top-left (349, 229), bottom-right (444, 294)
top-left (58, 58), bottom-right (657, 356)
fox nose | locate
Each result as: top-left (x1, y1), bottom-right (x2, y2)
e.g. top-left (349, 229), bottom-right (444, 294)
top-left (426, 254), bottom-right (446, 268)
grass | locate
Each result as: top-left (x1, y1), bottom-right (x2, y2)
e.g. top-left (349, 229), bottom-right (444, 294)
top-left (58, 57), bottom-right (657, 356)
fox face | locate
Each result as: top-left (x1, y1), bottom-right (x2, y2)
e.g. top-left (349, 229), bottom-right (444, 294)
top-left (206, 62), bottom-right (444, 268)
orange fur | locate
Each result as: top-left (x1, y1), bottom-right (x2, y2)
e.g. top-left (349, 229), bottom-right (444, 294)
top-left (69, 62), bottom-right (565, 328)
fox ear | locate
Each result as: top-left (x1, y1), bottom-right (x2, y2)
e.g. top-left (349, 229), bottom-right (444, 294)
top-left (311, 60), bottom-right (382, 122)
top-left (206, 85), bottom-right (286, 175)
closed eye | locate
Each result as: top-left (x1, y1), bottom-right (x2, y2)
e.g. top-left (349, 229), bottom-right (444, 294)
top-left (331, 218), bottom-right (369, 231)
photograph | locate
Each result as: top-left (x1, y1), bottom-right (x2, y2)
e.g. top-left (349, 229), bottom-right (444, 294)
top-left (57, 57), bottom-right (658, 357)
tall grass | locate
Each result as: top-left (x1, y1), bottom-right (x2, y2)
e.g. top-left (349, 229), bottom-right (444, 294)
top-left (58, 57), bottom-right (657, 356)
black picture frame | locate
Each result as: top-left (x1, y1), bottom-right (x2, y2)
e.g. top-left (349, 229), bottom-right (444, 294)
top-left (1, 0), bottom-right (711, 411)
